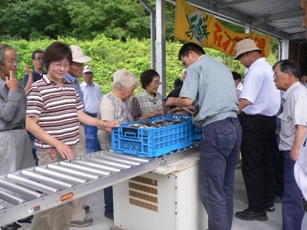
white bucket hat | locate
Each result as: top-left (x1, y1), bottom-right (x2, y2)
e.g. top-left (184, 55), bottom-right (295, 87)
top-left (69, 45), bottom-right (92, 63)
top-left (235, 39), bottom-right (262, 59)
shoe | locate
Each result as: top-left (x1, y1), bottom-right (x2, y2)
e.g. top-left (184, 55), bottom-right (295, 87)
top-left (104, 212), bottom-right (114, 220)
top-left (1, 222), bottom-right (23, 230)
top-left (235, 209), bottom-right (268, 221)
top-left (17, 215), bottom-right (33, 223)
top-left (70, 217), bottom-right (93, 227)
top-left (84, 205), bottom-right (90, 213)
top-left (264, 201), bottom-right (275, 212)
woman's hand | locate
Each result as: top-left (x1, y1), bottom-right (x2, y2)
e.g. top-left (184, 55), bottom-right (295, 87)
top-left (104, 120), bottom-right (120, 133)
top-left (151, 109), bottom-right (164, 117)
top-left (53, 141), bottom-right (74, 160)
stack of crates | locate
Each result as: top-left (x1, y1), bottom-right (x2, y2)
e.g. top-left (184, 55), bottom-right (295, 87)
top-left (111, 115), bottom-right (193, 158)
top-left (84, 124), bottom-right (100, 154)
top-left (28, 132), bottom-right (38, 165)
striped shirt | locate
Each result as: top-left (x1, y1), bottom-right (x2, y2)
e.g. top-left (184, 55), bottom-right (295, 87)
top-left (26, 75), bottom-right (84, 149)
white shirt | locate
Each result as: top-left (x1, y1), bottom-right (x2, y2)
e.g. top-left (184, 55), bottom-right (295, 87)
top-left (278, 82), bottom-right (307, 151)
top-left (240, 58), bottom-right (280, 116)
top-left (80, 82), bottom-right (103, 114)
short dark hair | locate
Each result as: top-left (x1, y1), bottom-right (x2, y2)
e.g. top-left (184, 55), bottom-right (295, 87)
top-left (44, 42), bottom-right (72, 71)
top-left (0, 44), bottom-right (14, 66)
top-left (273, 59), bottom-right (301, 79)
top-left (232, 71), bottom-right (241, 81)
top-left (174, 78), bottom-right (183, 88)
top-left (140, 69), bottom-right (160, 89)
top-left (31, 49), bottom-right (44, 60)
top-left (178, 42), bottom-right (205, 60)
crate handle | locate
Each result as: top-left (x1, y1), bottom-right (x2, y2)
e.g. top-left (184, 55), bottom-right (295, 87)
top-left (123, 131), bottom-right (137, 138)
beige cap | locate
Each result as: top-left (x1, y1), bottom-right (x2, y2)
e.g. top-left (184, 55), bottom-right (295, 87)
top-left (69, 45), bottom-right (92, 63)
top-left (235, 39), bottom-right (262, 59)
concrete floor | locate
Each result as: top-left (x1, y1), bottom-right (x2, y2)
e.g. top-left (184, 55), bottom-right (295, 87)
top-left (19, 167), bottom-right (282, 230)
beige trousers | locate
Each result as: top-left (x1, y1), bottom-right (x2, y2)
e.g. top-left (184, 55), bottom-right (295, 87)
top-left (71, 124), bottom-right (87, 221)
top-left (31, 146), bottom-right (77, 230)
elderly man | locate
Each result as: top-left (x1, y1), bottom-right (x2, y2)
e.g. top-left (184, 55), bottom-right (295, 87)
top-left (0, 44), bottom-right (34, 230)
top-left (274, 59), bottom-right (307, 230)
top-left (80, 66), bottom-right (102, 116)
top-left (166, 42), bottom-right (241, 230)
top-left (234, 39), bottom-right (281, 221)
top-left (64, 45), bottom-right (93, 227)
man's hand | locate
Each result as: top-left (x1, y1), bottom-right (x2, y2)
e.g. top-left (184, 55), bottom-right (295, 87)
top-left (166, 97), bottom-right (176, 107)
top-left (290, 148), bottom-right (299, 161)
top-left (24, 64), bottom-right (32, 74)
top-left (6, 70), bottom-right (19, 92)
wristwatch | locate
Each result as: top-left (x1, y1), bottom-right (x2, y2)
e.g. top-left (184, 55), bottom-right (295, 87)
top-left (102, 120), bottom-right (107, 130)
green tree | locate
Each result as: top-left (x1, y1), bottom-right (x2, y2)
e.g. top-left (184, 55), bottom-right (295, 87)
top-left (65, 0), bottom-right (150, 40)
top-left (0, 0), bottom-right (176, 41)
top-left (0, 0), bottom-right (71, 40)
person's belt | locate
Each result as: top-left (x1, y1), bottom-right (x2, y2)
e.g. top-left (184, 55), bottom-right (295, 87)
top-left (0, 124), bottom-right (25, 132)
top-left (243, 113), bottom-right (273, 118)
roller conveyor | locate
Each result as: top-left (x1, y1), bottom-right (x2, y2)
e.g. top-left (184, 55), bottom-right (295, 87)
top-left (0, 146), bottom-right (197, 226)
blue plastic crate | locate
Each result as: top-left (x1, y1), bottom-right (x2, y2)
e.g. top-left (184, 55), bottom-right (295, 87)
top-left (86, 135), bottom-right (100, 154)
top-left (111, 116), bottom-right (193, 157)
top-left (84, 125), bottom-right (98, 136)
top-left (192, 124), bottom-right (202, 141)
top-left (160, 114), bottom-right (201, 141)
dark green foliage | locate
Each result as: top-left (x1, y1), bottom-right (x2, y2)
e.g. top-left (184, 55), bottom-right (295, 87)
top-left (2, 35), bottom-right (277, 96)
top-left (0, 0), bottom-right (278, 95)
top-left (0, 0), bottom-right (175, 41)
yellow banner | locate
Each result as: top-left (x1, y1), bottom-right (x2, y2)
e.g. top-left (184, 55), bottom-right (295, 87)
top-left (174, 0), bottom-right (270, 57)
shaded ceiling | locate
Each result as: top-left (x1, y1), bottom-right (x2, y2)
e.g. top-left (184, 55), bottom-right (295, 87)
top-left (185, 0), bottom-right (305, 43)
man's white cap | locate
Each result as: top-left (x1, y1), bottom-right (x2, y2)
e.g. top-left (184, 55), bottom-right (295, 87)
top-left (83, 66), bottom-right (93, 74)
top-left (69, 45), bottom-right (92, 63)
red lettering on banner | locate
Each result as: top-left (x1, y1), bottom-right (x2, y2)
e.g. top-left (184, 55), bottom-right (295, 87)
top-left (221, 39), bottom-right (231, 52)
top-left (213, 22), bottom-right (223, 48)
top-left (254, 37), bottom-right (266, 56)
top-left (229, 42), bottom-right (236, 55)
top-left (233, 36), bottom-right (243, 43)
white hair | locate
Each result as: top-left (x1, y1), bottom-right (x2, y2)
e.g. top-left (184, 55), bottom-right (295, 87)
top-left (112, 69), bottom-right (139, 90)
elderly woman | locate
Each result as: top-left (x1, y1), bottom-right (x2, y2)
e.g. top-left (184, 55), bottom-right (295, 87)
top-left (134, 69), bottom-right (168, 120)
top-left (97, 70), bottom-right (139, 150)
top-left (97, 69), bottom-right (138, 220)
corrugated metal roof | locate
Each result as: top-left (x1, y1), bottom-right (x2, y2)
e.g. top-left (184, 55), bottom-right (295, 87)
top-left (187, 0), bottom-right (305, 41)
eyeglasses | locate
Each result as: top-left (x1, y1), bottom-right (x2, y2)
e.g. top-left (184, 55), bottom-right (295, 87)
top-left (151, 80), bottom-right (162, 85)
top-left (273, 72), bottom-right (285, 79)
top-left (34, 57), bottom-right (44, 61)
top-left (52, 62), bottom-right (70, 69)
